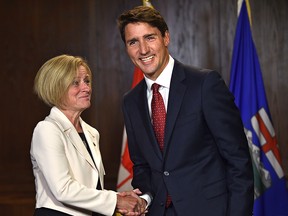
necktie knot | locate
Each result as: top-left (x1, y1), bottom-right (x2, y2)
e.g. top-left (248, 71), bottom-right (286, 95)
top-left (152, 83), bottom-right (160, 93)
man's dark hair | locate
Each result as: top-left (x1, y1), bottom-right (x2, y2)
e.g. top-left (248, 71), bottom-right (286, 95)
top-left (117, 6), bottom-right (169, 43)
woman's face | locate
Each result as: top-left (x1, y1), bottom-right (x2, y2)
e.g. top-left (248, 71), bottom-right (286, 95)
top-left (62, 65), bottom-right (92, 112)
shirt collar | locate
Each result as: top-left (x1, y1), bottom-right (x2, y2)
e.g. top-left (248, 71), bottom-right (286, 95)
top-left (145, 55), bottom-right (174, 91)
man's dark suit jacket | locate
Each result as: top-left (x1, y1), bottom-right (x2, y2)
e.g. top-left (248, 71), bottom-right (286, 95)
top-left (122, 60), bottom-right (254, 216)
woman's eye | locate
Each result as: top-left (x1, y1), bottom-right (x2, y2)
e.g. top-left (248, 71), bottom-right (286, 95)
top-left (72, 80), bottom-right (79, 86)
top-left (84, 79), bottom-right (91, 85)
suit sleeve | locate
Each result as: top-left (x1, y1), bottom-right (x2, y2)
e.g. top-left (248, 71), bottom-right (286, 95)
top-left (202, 71), bottom-right (254, 216)
top-left (122, 97), bottom-right (153, 197)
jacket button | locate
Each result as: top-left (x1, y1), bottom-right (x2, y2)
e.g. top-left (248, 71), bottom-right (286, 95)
top-left (164, 171), bottom-right (169, 176)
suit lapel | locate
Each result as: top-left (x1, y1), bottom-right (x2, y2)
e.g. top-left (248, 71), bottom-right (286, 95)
top-left (135, 81), bottom-right (163, 159)
top-left (164, 61), bottom-right (187, 155)
top-left (131, 64), bottom-right (187, 159)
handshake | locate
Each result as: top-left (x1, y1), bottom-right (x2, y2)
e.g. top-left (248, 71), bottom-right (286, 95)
top-left (116, 188), bottom-right (148, 216)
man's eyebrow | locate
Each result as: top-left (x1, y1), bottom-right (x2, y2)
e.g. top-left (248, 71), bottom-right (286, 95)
top-left (126, 37), bottom-right (138, 43)
top-left (144, 33), bottom-right (157, 38)
top-left (126, 33), bottom-right (158, 44)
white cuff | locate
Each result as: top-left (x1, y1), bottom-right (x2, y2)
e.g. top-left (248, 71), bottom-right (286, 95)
top-left (140, 193), bottom-right (152, 209)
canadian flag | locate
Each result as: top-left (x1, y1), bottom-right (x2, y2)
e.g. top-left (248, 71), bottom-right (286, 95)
top-left (116, 67), bottom-right (143, 191)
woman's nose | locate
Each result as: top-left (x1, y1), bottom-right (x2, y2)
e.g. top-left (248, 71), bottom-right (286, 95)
top-left (80, 81), bottom-right (91, 91)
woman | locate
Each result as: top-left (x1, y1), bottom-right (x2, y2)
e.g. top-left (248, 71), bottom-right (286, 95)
top-left (31, 55), bottom-right (142, 216)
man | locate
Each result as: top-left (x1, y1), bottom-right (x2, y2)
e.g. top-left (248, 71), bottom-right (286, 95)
top-left (117, 6), bottom-right (254, 216)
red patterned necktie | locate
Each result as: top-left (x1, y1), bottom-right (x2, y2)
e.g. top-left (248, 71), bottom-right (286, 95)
top-left (151, 83), bottom-right (172, 208)
top-left (151, 83), bottom-right (166, 152)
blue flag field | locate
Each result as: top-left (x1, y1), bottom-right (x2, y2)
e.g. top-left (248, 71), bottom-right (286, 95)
top-left (229, 1), bottom-right (288, 215)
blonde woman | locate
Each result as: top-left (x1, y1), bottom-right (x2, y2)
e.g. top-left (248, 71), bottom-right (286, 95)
top-left (31, 55), bottom-right (143, 216)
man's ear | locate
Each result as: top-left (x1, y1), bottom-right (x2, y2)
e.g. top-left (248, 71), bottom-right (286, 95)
top-left (164, 31), bottom-right (170, 47)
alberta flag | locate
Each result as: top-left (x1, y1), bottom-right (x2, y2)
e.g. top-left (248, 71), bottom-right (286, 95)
top-left (229, 1), bottom-right (288, 215)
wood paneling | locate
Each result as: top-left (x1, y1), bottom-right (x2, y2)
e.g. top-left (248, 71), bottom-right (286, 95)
top-left (0, 0), bottom-right (287, 214)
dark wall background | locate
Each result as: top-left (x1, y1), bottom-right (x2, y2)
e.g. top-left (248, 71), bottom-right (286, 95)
top-left (0, 0), bottom-right (287, 215)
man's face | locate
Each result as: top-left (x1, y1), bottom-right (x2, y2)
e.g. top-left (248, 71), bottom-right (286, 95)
top-left (124, 22), bottom-right (170, 81)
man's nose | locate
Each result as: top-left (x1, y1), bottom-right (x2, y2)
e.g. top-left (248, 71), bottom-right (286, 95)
top-left (139, 41), bottom-right (149, 54)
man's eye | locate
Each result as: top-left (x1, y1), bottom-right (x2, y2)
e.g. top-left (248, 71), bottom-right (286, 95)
top-left (147, 36), bottom-right (155, 41)
top-left (128, 41), bottom-right (137, 46)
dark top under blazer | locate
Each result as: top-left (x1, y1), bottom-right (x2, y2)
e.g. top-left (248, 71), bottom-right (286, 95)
top-left (122, 60), bottom-right (254, 216)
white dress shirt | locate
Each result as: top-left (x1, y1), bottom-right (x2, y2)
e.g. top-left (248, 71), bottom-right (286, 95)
top-left (144, 55), bottom-right (174, 117)
top-left (141, 55), bottom-right (174, 207)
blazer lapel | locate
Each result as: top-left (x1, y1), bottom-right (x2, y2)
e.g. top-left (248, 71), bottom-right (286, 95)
top-left (67, 129), bottom-right (96, 168)
top-left (82, 122), bottom-right (105, 188)
top-left (48, 107), bottom-right (97, 170)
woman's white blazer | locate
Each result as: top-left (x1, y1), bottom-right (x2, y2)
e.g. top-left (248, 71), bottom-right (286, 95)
top-left (30, 106), bottom-right (117, 216)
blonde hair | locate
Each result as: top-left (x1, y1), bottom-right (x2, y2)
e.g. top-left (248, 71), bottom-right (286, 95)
top-left (34, 54), bottom-right (92, 107)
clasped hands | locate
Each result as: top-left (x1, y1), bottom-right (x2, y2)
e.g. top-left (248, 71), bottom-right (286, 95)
top-left (116, 188), bottom-right (148, 216)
